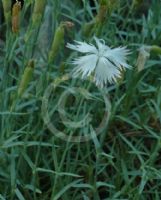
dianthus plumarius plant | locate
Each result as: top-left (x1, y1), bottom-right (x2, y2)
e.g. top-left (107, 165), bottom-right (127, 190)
top-left (67, 36), bottom-right (131, 88)
top-left (0, 0), bottom-right (161, 200)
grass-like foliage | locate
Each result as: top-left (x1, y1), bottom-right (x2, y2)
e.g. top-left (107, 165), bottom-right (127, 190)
top-left (0, 0), bottom-right (161, 199)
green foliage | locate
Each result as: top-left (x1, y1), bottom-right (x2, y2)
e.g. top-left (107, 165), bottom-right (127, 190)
top-left (0, 0), bottom-right (161, 199)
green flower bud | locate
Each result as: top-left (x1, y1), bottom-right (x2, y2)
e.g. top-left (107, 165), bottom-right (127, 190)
top-left (48, 24), bottom-right (65, 64)
top-left (150, 45), bottom-right (161, 55)
top-left (2, 0), bottom-right (11, 26)
top-left (18, 60), bottom-right (34, 98)
top-left (32, 0), bottom-right (47, 25)
top-left (25, 0), bottom-right (47, 42)
top-left (85, 0), bottom-right (119, 37)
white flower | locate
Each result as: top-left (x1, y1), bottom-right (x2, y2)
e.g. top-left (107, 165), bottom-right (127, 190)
top-left (67, 37), bottom-right (131, 88)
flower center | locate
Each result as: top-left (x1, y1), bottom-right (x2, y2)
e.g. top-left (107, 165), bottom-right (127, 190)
top-left (97, 48), bottom-right (106, 58)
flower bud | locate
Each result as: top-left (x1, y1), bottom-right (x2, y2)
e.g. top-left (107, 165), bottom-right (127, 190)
top-left (2, 0), bottom-right (11, 26)
top-left (12, 0), bottom-right (21, 33)
top-left (136, 46), bottom-right (150, 72)
top-left (150, 45), bottom-right (161, 55)
top-left (98, 0), bottom-right (118, 21)
top-left (32, 0), bottom-right (47, 26)
top-left (48, 21), bottom-right (74, 64)
top-left (18, 60), bottom-right (34, 98)
top-left (83, 0), bottom-right (119, 37)
top-left (25, 0), bottom-right (47, 42)
top-left (48, 24), bottom-right (65, 64)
